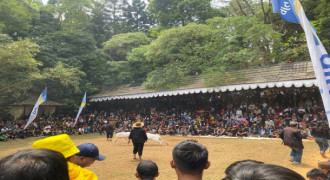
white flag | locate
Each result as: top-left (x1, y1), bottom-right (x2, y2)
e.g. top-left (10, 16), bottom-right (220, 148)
top-left (24, 88), bottom-right (47, 129)
top-left (74, 92), bottom-right (86, 127)
top-left (273, 0), bottom-right (330, 124)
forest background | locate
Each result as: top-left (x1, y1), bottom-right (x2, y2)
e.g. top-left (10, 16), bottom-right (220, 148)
top-left (0, 0), bottom-right (329, 119)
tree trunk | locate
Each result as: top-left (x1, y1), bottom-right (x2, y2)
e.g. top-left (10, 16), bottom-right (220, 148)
top-left (236, 0), bottom-right (247, 16)
top-left (242, 0), bottom-right (255, 15)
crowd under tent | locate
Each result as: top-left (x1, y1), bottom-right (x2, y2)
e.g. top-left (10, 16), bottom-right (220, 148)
top-left (90, 61), bottom-right (320, 112)
top-left (11, 99), bottom-right (64, 120)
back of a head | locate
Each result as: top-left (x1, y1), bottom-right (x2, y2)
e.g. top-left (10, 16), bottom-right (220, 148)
top-left (172, 140), bottom-right (208, 174)
top-left (306, 168), bottom-right (328, 179)
top-left (224, 160), bottom-right (264, 175)
top-left (0, 149), bottom-right (69, 180)
top-left (137, 160), bottom-right (159, 180)
top-left (223, 163), bottom-right (304, 180)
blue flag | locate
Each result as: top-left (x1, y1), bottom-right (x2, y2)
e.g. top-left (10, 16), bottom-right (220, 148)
top-left (272, 0), bottom-right (299, 24)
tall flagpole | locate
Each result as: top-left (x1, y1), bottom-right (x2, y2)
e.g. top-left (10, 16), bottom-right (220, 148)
top-left (74, 92), bottom-right (87, 127)
top-left (24, 88), bottom-right (47, 129)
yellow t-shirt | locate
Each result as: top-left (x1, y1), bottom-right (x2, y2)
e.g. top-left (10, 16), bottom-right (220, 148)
top-left (68, 162), bottom-right (98, 180)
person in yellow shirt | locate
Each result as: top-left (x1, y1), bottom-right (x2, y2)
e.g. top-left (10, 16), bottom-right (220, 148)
top-left (32, 134), bottom-right (98, 180)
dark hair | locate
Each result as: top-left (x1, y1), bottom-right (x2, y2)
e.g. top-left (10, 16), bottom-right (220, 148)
top-left (137, 160), bottom-right (158, 180)
top-left (172, 140), bottom-right (208, 174)
top-left (224, 160), bottom-right (264, 175)
top-left (0, 149), bottom-right (69, 180)
top-left (222, 163), bottom-right (304, 180)
top-left (306, 168), bottom-right (328, 179)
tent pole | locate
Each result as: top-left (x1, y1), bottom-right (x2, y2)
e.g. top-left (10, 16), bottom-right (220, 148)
top-left (292, 87), bottom-right (297, 113)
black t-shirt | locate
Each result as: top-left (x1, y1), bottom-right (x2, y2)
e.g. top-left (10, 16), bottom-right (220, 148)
top-left (105, 124), bottom-right (114, 133)
top-left (129, 128), bottom-right (148, 143)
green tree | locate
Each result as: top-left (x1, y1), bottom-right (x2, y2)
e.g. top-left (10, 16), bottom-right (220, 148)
top-left (103, 32), bottom-right (151, 61)
top-left (0, 38), bottom-right (85, 117)
top-left (145, 23), bottom-right (212, 89)
top-left (47, 0), bottom-right (92, 30)
top-left (122, 0), bottom-right (154, 32)
top-left (303, 0), bottom-right (330, 52)
top-left (89, 1), bottom-right (111, 48)
top-left (35, 29), bottom-right (107, 85)
top-left (149, 0), bottom-right (218, 28)
top-left (126, 45), bottom-right (153, 83)
top-left (203, 16), bottom-right (283, 86)
top-left (104, 0), bottom-right (128, 36)
top-left (0, 0), bottom-right (41, 38)
top-left (29, 9), bottom-right (62, 38)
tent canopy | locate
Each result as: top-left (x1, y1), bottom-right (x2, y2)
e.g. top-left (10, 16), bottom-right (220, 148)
top-left (90, 61), bottom-right (317, 102)
top-left (11, 98), bottom-right (65, 120)
top-left (11, 98), bottom-right (64, 106)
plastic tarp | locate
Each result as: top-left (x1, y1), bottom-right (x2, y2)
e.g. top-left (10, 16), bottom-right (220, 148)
top-left (90, 79), bottom-right (317, 102)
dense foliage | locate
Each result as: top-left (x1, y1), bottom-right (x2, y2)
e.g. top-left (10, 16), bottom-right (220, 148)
top-left (0, 0), bottom-right (329, 118)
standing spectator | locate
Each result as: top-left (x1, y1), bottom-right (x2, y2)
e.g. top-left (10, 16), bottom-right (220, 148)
top-left (279, 122), bottom-right (307, 165)
top-left (128, 121), bottom-right (148, 160)
top-left (105, 121), bottom-right (114, 141)
top-left (170, 140), bottom-right (210, 180)
top-left (311, 121), bottom-right (329, 157)
top-left (135, 160), bottom-right (159, 180)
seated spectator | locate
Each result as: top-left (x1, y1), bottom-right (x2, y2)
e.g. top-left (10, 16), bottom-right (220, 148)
top-left (306, 168), bottom-right (328, 180)
top-left (259, 126), bottom-right (266, 137)
top-left (217, 127), bottom-right (226, 136)
top-left (43, 124), bottom-right (52, 136)
top-left (135, 160), bottom-right (159, 180)
top-left (0, 133), bottom-right (7, 141)
top-left (223, 162), bottom-right (304, 180)
top-left (170, 140), bottom-right (210, 180)
top-left (237, 127), bottom-right (248, 138)
top-left (0, 149), bottom-right (69, 180)
top-left (265, 118), bottom-right (274, 129)
top-left (249, 124), bottom-right (259, 137)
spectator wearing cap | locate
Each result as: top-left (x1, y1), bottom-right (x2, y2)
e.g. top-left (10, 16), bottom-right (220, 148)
top-left (71, 143), bottom-right (106, 168)
top-left (135, 160), bottom-right (159, 180)
top-left (279, 121), bottom-right (307, 165)
top-left (32, 134), bottom-right (97, 180)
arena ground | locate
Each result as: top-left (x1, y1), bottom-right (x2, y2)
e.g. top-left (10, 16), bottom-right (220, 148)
top-left (0, 134), bottom-right (328, 180)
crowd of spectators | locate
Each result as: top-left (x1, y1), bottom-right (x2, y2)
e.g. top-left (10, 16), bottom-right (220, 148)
top-left (0, 115), bottom-right (106, 141)
top-left (0, 87), bottom-right (326, 141)
top-left (88, 88), bottom-right (325, 140)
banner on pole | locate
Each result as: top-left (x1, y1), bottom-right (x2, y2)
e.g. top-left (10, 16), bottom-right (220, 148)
top-left (273, 0), bottom-right (330, 124)
top-left (24, 88), bottom-right (47, 129)
top-left (74, 92), bottom-right (86, 127)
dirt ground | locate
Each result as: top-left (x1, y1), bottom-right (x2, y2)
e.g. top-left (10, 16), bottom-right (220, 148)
top-left (0, 134), bottom-right (328, 180)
